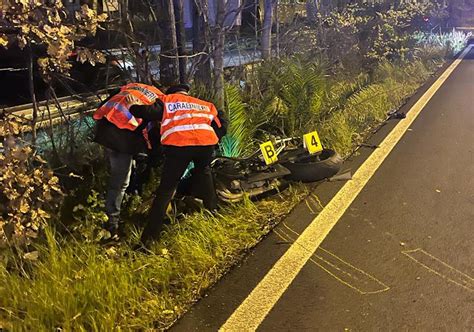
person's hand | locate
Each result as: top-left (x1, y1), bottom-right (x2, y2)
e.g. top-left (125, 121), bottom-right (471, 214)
top-left (125, 94), bottom-right (143, 106)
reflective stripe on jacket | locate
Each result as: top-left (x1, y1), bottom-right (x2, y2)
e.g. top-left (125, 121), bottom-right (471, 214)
top-left (93, 83), bottom-right (163, 131)
top-left (93, 83), bottom-right (163, 149)
top-left (160, 94), bottom-right (221, 146)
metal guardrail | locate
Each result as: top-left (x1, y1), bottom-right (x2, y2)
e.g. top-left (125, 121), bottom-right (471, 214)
top-left (2, 91), bottom-right (111, 129)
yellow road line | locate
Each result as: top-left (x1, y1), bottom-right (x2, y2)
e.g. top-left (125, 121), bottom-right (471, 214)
top-left (220, 44), bottom-right (474, 332)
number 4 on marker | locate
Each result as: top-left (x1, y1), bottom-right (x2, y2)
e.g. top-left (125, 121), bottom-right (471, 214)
top-left (303, 131), bottom-right (323, 154)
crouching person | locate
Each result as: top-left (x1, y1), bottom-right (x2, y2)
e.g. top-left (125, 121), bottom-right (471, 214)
top-left (140, 84), bottom-right (227, 246)
top-left (93, 83), bottom-right (164, 240)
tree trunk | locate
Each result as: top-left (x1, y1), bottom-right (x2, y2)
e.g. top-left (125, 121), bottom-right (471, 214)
top-left (319, 0), bottom-right (330, 16)
top-left (121, 0), bottom-right (134, 35)
top-left (27, 42), bottom-right (38, 147)
top-left (275, 0), bottom-right (279, 58)
top-left (253, 0), bottom-right (259, 56)
top-left (158, 0), bottom-right (180, 86)
top-left (45, 88), bottom-right (61, 164)
top-left (120, 0), bottom-right (141, 82)
top-left (212, 0), bottom-right (226, 109)
top-left (306, 0), bottom-right (318, 23)
top-left (175, 0), bottom-right (188, 83)
top-left (261, 0), bottom-right (275, 60)
top-left (142, 49), bottom-right (151, 84)
top-left (193, 0), bottom-right (212, 86)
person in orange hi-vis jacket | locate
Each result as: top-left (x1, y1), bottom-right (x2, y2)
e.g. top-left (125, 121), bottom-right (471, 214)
top-left (140, 83), bottom-right (227, 246)
top-left (93, 83), bottom-right (164, 241)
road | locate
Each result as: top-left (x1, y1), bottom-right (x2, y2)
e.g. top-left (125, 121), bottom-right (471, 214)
top-left (171, 45), bottom-right (474, 331)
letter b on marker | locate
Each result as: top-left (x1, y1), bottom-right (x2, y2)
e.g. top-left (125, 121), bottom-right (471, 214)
top-left (265, 145), bottom-right (274, 158)
top-left (260, 141), bottom-right (278, 165)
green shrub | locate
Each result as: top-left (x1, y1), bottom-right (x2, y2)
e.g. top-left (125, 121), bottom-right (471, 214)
top-left (253, 58), bottom-right (327, 137)
top-left (318, 2), bottom-right (444, 69)
top-left (319, 112), bottom-right (356, 156)
top-left (221, 84), bottom-right (255, 157)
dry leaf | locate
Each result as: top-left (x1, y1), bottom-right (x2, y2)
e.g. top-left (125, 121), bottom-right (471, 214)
top-left (23, 251), bottom-right (39, 261)
top-left (0, 34), bottom-right (8, 47)
top-left (19, 201), bottom-right (30, 214)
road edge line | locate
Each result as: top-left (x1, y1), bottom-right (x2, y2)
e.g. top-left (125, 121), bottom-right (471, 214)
top-left (219, 45), bottom-right (473, 331)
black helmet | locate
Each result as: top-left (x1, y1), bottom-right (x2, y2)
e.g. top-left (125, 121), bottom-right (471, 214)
top-left (165, 83), bottom-right (191, 95)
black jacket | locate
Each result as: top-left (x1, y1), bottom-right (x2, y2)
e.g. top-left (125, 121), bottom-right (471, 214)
top-left (211, 109), bottom-right (228, 141)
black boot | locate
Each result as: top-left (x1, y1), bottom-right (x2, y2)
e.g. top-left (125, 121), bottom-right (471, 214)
top-left (139, 221), bottom-right (164, 247)
top-left (101, 217), bottom-right (121, 243)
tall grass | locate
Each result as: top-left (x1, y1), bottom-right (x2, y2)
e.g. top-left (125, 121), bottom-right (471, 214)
top-left (319, 57), bottom-right (443, 156)
top-left (224, 50), bottom-right (444, 158)
top-left (0, 187), bottom-right (308, 330)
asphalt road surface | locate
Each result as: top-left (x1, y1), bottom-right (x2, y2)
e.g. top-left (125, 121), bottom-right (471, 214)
top-left (172, 46), bottom-right (474, 331)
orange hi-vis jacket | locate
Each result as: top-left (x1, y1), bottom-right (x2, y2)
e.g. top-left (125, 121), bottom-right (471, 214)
top-left (93, 83), bottom-right (163, 149)
top-left (160, 94), bottom-right (221, 146)
top-left (93, 83), bottom-right (163, 130)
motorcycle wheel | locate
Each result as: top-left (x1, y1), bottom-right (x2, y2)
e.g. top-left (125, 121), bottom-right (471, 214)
top-left (280, 148), bottom-right (343, 183)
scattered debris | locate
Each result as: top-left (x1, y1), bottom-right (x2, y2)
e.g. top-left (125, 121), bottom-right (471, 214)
top-left (275, 241), bottom-right (292, 245)
top-left (388, 109), bottom-right (407, 119)
top-left (69, 172), bottom-right (84, 179)
top-left (328, 170), bottom-right (352, 182)
top-left (360, 143), bottom-right (379, 149)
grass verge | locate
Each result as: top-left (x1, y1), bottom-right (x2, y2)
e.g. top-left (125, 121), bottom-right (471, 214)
top-left (0, 186), bottom-right (308, 330)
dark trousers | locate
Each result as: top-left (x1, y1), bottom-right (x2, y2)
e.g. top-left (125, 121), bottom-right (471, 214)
top-left (104, 148), bottom-right (133, 225)
top-left (141, 145), bottom-right (217, 242)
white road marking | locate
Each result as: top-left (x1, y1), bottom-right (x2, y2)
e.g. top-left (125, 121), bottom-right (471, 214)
top-left (220, 45), bottom-right (473, 332)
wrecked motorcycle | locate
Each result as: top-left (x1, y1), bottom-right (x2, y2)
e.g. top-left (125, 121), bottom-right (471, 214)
top-left (178, 137), bottom-right (343, 204)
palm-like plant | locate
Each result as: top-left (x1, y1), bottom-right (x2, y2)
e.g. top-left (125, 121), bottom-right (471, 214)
top-left (220, 84), bottom-right (248, 157)
top-left (193, 83), bottom-right (269, 157)
top-left (220, 84), bottom-right (271, 157)
top-left (203, 59), bottom-right (327, 157)
top-left (259, 58), bottom-right (327, 137)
